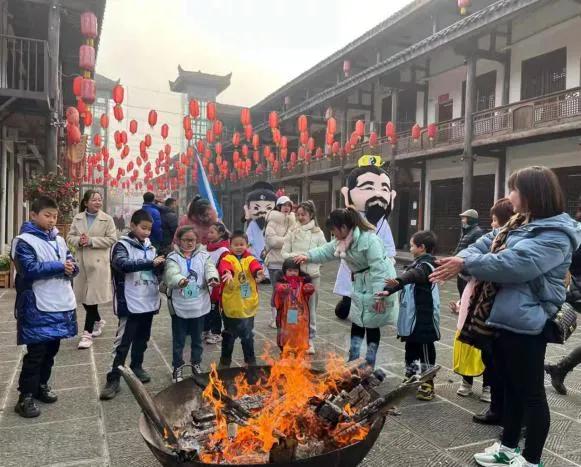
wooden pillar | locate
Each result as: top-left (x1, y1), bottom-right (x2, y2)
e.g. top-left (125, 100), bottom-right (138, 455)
top-left (423, 60), bottom-right (431, 127)
top-left (46, 0), bottom-right (60, 174)
top-left (419, 161), bottom-right (427, 230)
top-left (390, 90), bottom-right (399, 186)
top-left (502, 26), bottom-right (512, 106)
top-left (462, 57), bottom-right (476, 211)
top-left (301, 177), bottom-right (310, 202)
top-left (496, 152), bottom-right (507, 200)
top-left (0, 127), bottom-right (7, 252)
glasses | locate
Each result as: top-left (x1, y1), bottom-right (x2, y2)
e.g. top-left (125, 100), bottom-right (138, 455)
top-left (181, 238), bottom-right (196, 243)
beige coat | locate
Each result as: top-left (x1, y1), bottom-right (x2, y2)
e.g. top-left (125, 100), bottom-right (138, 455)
top-left (264, 210), bottom-right (296, 269)
top-left (67, 210), bottom-right (117, 305)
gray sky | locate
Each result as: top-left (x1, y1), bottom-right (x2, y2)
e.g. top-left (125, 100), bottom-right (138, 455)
top-left (97, 0), bottom-right (415, 107)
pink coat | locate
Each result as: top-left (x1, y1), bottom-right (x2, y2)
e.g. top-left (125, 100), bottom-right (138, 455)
top-left (175, 213), bottom-right (216, 245)
top-left (457, 279), bottom-right (476, 331)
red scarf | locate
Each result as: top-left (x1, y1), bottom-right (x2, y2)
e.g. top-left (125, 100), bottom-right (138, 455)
top-left (207, 239), bottom-right (229, 252)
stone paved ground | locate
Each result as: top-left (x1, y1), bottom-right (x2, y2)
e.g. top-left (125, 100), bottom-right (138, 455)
top-left (0, 262), bottom-right (580, 466)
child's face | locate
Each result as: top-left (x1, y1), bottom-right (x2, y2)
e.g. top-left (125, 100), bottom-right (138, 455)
top-left (207, 226), bottom-right (220, 243)
top-left (280, 203), bottom-right (292, 214)
top-left (409, 239), bottom-right (425, 257)
top-left (230, 237), bottom-right (248, 256)
top-left (331, 225), bottom-right (350, 240)
top-left (31, 208), bottom-right (58, 232)
top-left (131, 220), bottom-right (153, 242)
top-left (286, 268), bottom-right (300, 277)
top-left (179, 231), bottom-right (197, 252)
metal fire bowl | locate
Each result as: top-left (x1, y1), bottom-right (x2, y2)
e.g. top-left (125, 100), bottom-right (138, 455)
top-left (138, 366), bottom-right (385, 467)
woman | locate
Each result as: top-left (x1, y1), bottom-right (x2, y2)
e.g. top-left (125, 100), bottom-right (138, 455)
top-left (282, 201), bottom-right (326, 354)
top-left (295, 208), bottom-right (398, 367)
top-left (67, 190), bottom-right (117, 349)
top-left (431, 166), bottom-right (581, 467)
top-left (176, 195), bottom-right (218, 246)
top-left (264, 196), bottom-right (296, 329)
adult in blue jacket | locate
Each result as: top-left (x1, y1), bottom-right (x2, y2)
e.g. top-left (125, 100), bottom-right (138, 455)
top-left (431, 166), bottom-right (581, 467)
top-left (142, 192), bottom-right (163, 247)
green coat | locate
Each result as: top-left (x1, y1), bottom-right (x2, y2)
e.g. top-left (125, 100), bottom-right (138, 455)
top-left (307, 227), bottom-right (398, 328)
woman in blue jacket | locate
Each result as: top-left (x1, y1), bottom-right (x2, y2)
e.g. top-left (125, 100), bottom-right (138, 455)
top-left (431, 166), bottom-right (581, 467)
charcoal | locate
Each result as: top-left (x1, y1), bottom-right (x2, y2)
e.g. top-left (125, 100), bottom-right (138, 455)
top-left (269, 437), bottom-right (298, 463)
top-left (236, 394), bottom-right (264, 411)
top-left (226, 453), bottom-right (269, 464)
top-left (192, 407), bottom-right (216, 424)
top-left (347, 385), bottom-right (372, 409)
top-left (295, 440), bottom-right (325, 459)
top-left (315, 399), bottom-right (345, 424)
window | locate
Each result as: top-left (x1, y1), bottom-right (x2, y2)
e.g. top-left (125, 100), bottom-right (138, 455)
top-left (462, 70), bottom-right (497, 115)
top-left (521, 48), bottom-right (567, 100)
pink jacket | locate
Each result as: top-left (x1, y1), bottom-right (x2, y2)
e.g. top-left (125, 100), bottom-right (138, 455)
top-left (457, 279), bottom-right (476, 331)
top-left (175, 214), bottom-right (215, 246)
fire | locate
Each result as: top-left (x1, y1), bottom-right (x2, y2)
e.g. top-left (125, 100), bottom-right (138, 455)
top-left (196, 348), bottom-right (371, 464)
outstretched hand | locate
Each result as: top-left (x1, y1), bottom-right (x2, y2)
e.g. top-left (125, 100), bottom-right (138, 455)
top-left (255, 270), bottom-right (266, 283)
top-left (222, 270), bottom-right (233, 284)
top-left (430, 257), bottom-right (465, 283)
top-left (294, 255), bottom-right (308, 265)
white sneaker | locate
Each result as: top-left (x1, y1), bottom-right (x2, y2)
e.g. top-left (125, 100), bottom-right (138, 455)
top-left (269, 319), bottom-right (277, 329)
top-left (457, 380), bottom-right (473, 397)
top-left (192, 363), bottom-right (202, 375)
top-left (205, 333), bottom-right (222, 344)
top-left (307, 341), bottom-right (315, 355)
top-left (474, 442), bottom-right (521, 466)
top-left (507, 456), bottom-right (540, 466)
top-left (481, 386), bottom-right (492, 403)
top-left (77, 331), bottom-right (93, 349)
top-left (92, 319), bottom-right (106, 337)
top-left (172, 367), bottom-right (183, 383)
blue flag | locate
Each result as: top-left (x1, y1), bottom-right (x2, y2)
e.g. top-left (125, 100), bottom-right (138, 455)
top-left (196, 153), bottom-right (223, 219)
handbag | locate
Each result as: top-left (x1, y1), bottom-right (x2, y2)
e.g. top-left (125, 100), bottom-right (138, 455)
top-left (543, 301), bottom-right (577, 344)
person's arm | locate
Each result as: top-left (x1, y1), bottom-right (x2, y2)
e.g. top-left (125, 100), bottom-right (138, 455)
top-left (111, 243), bottom-right (154, 273)
top-left (281, 232), bottom-right (293, 260)
top-left (249, 258), bottom-right (263, 277)
top-left (306, 240), bottom-right (338, 264)
top-left (88, 217), bottom-right (117, 249)
top-left (205, 257), bottom-right (219, 283)
top-left (316, 231), bottom-right (328, 247)
top-left (163, 259), bottom-right (186, 289)
top-left (367, 237), bottom-right (395, 297)
top-left (385, 264), bottom-right (430, 293)
top-left (265, 224), bottom-right (285, 250)
top-left (66, 218), bottom-right (82, 248)
top-left (14, 241), bottom-right (65, 280)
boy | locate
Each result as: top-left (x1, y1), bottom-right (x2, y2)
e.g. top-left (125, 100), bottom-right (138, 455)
top-left (11, 196), bottom-right (78, 418)
top-left (376, 230), bottom-right (440, 401)
top-left (100, 209), bottom-right (165, 400)
top-left (218, 230), bottom-right (265, 367)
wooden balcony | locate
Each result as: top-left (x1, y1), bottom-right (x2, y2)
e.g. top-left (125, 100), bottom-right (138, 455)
top-left (0, 34), bottom-right (49, 101)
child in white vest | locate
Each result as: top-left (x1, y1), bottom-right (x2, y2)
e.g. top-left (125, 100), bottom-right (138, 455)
top-left (11, 196), bottom-right (78, 418)
top-left (164, 226), bottom-right (219, 383)
top-left (100, 209), bottom-right (165, 400)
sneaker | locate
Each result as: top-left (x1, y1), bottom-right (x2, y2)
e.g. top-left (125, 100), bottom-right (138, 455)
top-left (172, 367), bottom-right (183, 383)
top-left (457, 380), bottom-right (473, 397)
top-left (14, 393), bottom-right (40, 418)
top-left (474, 442), bottom-right (520, 466)
top-left (416, 382), bottom-right (435, 401)
top-left (506, 455), bottom-right (543, 466)
top-left (481, 386), bottom-right (492, 403)
top-left (77, 331), bottom-right (93, 349)
top-left (92, 319), bottom-right (106, 337)
top-left (35, 384), bottom-right (58, 403)
top-left (307, 341), bottom-right (315, 355)
top-left (544, 364), bottom-right (567, 395)
top-left (192, 363), bottom-right (202, 375)
top-left (205, 333), bottom-right (222, 344)
top-left (473, 408), bottom-right (502, 426)
top-left (269, 319), bottom-right (277, 329)
top-left (100, 379), bottom-right (121, 400)
top-left (130, 367), bottom-right (151, 384)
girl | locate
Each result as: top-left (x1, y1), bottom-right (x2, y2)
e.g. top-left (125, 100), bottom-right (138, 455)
top-left (295, 208), bottom-right (398, 368)
top-left (282, 201), bottom-right (327, 354)
top-left (164, 227), bottom-right (219, 383)
top-left (204, 222), bottom-right (230, 344)
top-left (432, 166), bottom-right (581, 467)
top-left (67, 190), bottom-right (117, 350)
top-left (265, 196), bottom-right (296, 329)
top-left (274, 258), bottom-right (315, 353)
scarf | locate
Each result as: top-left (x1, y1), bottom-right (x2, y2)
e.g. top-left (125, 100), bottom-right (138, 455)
top-left (334, 230), bottom-right (354, 258)
top-left (301, 220), bottom-right (316, 231)
top-left (207, 239), bottom-right (229, 252)
top-left (459, 214), bottom-right (526, 349)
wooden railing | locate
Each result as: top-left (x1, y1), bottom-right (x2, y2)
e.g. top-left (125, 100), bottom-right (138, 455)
top-left (0, 34), bottom-right (49, 99)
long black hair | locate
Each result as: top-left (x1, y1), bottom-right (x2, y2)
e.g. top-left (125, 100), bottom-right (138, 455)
top-left (188, 195), bottom-right (211, 219)
top-left (211, 222), bottom-right (230, 241)
top-left (80, 190), bottom-right (102, 213)
top-left (325, 207), bottom-right (375, 232)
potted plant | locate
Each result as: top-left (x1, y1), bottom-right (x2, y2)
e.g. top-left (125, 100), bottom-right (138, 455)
top-left (24, 169), bottom-right (80, 237)
top-left (0, 254), bottom-right (10, 288)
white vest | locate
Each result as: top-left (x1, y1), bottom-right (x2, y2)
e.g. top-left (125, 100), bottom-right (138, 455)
top-left (12, 233), bottom-right (77, 312)
top-left (208, 246), bottom-right (229, 266)
top-left (167, 251), bottom-right (211, 319)
top-left (117, 239), bottom-right (161, 314)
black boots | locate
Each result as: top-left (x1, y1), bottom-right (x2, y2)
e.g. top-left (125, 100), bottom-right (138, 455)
top-left (335, 297), bottom-right (351, 320)
top-left (100, 378), bottom-right (121, 400)
top-left (14, 394), bottom-right (40, 418)
top-left (130, 367), bottom-right (151, 384)
top-left (544, 346), bottom-right (581, 395)
top-left (473, 408), bottom-right (502, 425)
top-left (36, 384), bottom-right (58, 403)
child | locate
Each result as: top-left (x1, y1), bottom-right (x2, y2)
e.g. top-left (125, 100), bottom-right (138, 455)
top-left (378, 230), bottom-right (440, 401)
top-left (204, 222), bottom-right (230, 344)
top-left (164, 226), bottom-right (219, 383)
top-left (11, 196), bottom-right (78, 418)
top-left (100, 209), bottom-right (165, 400)
top-left (218, 230), bottom-right (265, 367)
top-left (274, 258), bottom-right (315, 353)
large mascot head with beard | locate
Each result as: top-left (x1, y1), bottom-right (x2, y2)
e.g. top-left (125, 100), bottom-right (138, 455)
top-left (341, 156), bottom-right (397, 226)
top-left (244, 182), bottom-right (277, 229)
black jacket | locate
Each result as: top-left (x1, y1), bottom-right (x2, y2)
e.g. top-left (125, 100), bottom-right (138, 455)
top-left (454, 224), bottom-right (484, 255)
top-left (157, 205), bottom-right (178, 249)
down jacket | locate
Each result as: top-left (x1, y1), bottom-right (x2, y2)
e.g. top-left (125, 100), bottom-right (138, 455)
top-left (12, 222), bottom-right (78, 345)
top-left (264, 210), bottom-right (296, 269)
top-left (281, 220), bottom-right (327, 278)
top-left (458, 213), bottom-right (581, 335)
top-left (142, 203), bottom-right (163, 244)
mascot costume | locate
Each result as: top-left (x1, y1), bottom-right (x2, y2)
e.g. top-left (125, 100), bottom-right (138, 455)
top-left (334, 155), bottom-right (397, 319)
top-left (244, 182), bottom-right (277, 280)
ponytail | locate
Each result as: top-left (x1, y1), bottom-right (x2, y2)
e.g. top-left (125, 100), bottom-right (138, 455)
top-left (212, 222), bottom-right (230, 241)
top-left (325, 207), bottom-right (375, 232)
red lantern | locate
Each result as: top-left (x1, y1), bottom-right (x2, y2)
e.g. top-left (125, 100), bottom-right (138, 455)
top-left (326, 132), bottom-right (334, 147)
top-left (232, 132), bottom-right (241, 147)
top-left (268, 111), bottom-right (279, 129)
top-left (212, 120), bottom-right (223, 136)
top-left (148, 110), bottom-right (158, 127)
top-left (263, 145), bottom-right (271, 159)
top-left (73, 76), bottom-right (83, 97)
top-left (183, 116), bottom-right (192, 132)
top-left (67, 123), bottom-right (81, 145)
top-left (458, 0), bottom-right (471, 15)
top-left (77, 97), bottom-right (87, 116)
top-left (253, 151), bottom-right (260, 164)
top-left (250, 133), bottom-right (259, 149)
top-left (315, 147), bottom-right (323, 159)
top-left (307, 137), bottom-right (315, 152)
top-left (240, 108), bottom-right (251, 126)
top-left (196, 140), bottom-right (205, 154)
top-left (120, 131), bottom-right (127, 144)
top-left (215, 142), bottom-right (222, 156)
top-left (129, 119), bottom-right (138, 135)
top-left (343, 60), bottom-right (351, 77)
top-left (411, 123), bottom-right (421, 141)
top-left (185, 128), bottom-right (193, 141)
top-left (297, 115), bottom-right (308, 133)
top-left (79, 45), bottom-right (95, 71)
top-left (299, 131), bottom-right (309, 146)
top-left (290, 151), bottom-right (297, 164)
top-left (326, 117), bottom-right (337, 135)
top-left (161, 123), bottom-right (169, 140)
top-left (385, 121), bottom-right (396, 143)
top-left (280, 148), bottom-right (288, 161)
top-left (189, 99), bottom-right (200, 118)
top-left (369, 131), bottom-right (378, 147)
top-left (80, 11), bottom-right (98, 39)
top-left (281, 136), bottom-right (288, 150)
top-left (272, 128), bottom-right (281, 146)
top-left (242, 144), bottom-right (249, 158)
top-left (145, 134), bottom-right (152, 147)
top-left (93, 134), bottom-right (101, 147)
top-left (165, 144), bottom-right (172, 156)
top-left (100, 113), bottom-right (109, 129)
top-left (206, 128), bottom-right (215, 144)
top-left (83, 111), bottom-right (93, 127)
top-left (66, 107), bottom-right (79, 126)
top-left (81, 78), bottom-right (96, 104)
top-left (427, 123), bottom-right (437, 141)
top-left (350, 131), bottom-right (359, 148)
top-left (122, 145), bottom-right (130, 158)
top-left (207, 102), bottom-right (217, 121)
top-left (113, 104), bottom-right (124, 122)
top-left (344, 142), bottom-right (352, 155)
top-left (332, 141), bottom-right (340, 155)
top-left (112, 84), bottom-right (124, 105)
top-left (233, 151), bottom-right (240, 164)
top-left (355, 119), bottom-right (365, 138)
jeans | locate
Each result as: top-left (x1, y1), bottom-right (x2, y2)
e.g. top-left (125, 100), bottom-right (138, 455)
top-left (204, 300), bottom-right (222, 335)
top-left (171, 314), bottom-right (205, 368)
top-left (221, 316), bottom-right (255, 365)
top-left (496, 330), bottom-right (549, 464)
top-left (404, 342), bottom-right (436, 377)
top-left (309, 277), bottom-right (320, 340)
top-left (107, 313), bottom-right (154, 382)
top-left (18, 340), bottom-right (61, 394)
top-left (83, 303), bottom-right (101, 333)
top-left (349, 324), bottom-right (381, 367)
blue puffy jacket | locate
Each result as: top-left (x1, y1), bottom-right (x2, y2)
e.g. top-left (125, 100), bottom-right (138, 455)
top-left (141, 203), bottom-right (163, 244)
top-left (458, 213), bottom-right (581, 335)
top-left (12, 222), bottom-right (78, 345)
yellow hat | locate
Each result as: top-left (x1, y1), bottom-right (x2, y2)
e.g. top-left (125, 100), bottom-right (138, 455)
top-left (358, 155), bottom-right (383, 167)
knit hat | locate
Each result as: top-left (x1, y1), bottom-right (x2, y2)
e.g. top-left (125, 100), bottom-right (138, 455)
top-left (276, 195), bottom-right (292, 206)
top-left (459, 209), bottom-right (478, 219)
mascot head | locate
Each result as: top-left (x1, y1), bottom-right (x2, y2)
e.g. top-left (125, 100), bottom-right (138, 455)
top-left (341, 155), bottom-right (397, 226)
top-left (245, 182), bottom-right (277, 229)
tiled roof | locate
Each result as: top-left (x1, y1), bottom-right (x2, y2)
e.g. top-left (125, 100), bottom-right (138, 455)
top-left (169, 66), bottom-right (232, 94)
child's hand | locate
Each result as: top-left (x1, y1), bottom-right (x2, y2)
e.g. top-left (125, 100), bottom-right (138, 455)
top-left (222, 271), bottom-right (233, 284)
top-left (64, 260), bottom-right (75, 276)
top-left (153, 256), bottom-right (165, 267)
top-left (255, 270), bottom-right (265, 283)
top-left (375, 291), bottom-right (391, 298)
top-left (178, 278), bottom-right (189, 288)
top-left (384, 278), bottom-right (399, 288)
top-left (294, 255), bottom-right (308, 264)
top-left (208, 278), bottom-right (220, 287)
